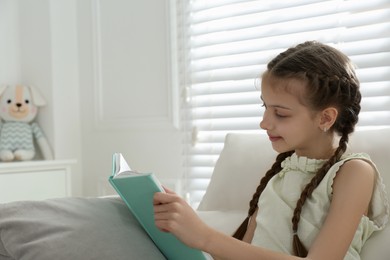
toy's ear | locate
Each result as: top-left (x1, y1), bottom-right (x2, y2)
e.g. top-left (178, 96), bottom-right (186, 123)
top-left (28, 85), bottom-right (46, 106)
top-left (0, 85), bottom-right (9, 96)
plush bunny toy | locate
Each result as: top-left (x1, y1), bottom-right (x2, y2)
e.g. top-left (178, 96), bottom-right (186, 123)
top-left (0, 85), bottom-right (53, 161)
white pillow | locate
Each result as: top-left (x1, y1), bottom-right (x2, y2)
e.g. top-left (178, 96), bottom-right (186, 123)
top-left (197, 210), bottom-right (246, 235)
top-left (198, 133), bottom-right (276, 211)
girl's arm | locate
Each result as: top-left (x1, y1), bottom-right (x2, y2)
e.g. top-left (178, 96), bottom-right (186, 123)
top-left (153, 159), bottom-right (375, 260)
top-left (306, 159), bottom-right (375, 260)
top-left (153, 190), bottom-right (301, 260)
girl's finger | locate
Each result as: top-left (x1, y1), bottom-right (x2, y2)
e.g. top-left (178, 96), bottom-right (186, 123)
top-left (153, 210), bottom-right (172, 220)
top-left (155, 219), bottom-right (172, 233)
top-left (153, 192), bottom-right (172, 205)
top-left (153, 202), bottom-right (173, 213)
top-left (153, 191), bottom-right (181, 205)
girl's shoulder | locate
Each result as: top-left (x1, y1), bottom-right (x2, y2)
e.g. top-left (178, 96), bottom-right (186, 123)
top-left (331, 152), bottom-right (378, 181)
top-left (326, 152), bottom-right (389, 230)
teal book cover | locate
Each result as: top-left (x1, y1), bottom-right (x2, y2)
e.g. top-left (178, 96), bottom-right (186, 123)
top-left (109, 153), bottom-right (206, 260)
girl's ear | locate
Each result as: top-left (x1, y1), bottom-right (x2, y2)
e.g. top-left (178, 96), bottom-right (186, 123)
top-left (318, 107), bottom-right (338, 131)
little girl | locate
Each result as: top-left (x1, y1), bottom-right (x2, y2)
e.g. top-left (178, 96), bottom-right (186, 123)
top-left (153, 41), bottom-right (389, 260)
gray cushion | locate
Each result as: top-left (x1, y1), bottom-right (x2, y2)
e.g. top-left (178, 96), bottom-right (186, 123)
top-left (0, 197), bottom-right (165, 260)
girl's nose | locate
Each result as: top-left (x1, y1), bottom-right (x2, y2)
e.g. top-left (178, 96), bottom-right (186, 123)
top-left (259, 119), bottom-right (267, 130)
top-left (260, 112), bottom-right (271, 130)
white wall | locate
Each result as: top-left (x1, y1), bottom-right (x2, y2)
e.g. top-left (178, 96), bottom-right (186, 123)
top-left (0, 0), bottom-right (20, 84)
top-left (0, 0), bottom-right (182, 197)
top-left (79, 0), bottom-right (182, 196)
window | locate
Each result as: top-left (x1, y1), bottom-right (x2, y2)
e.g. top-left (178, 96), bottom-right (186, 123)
top-left (173, 0), bottom-right (390, 207)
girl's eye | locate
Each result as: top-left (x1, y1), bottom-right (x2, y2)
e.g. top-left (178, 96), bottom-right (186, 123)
top-left (274, 110), bottom-right (288, 118)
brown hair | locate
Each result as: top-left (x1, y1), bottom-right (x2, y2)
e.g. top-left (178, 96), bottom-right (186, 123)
top-left (232, 41), bottom-right (361, 257)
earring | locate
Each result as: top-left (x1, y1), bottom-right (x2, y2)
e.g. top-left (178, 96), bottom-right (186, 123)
top-left (323, 127), bottom-right (328, 133)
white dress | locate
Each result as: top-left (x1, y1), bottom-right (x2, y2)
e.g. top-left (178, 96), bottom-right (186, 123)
top-left (251, 153), bottom-right (389, 260)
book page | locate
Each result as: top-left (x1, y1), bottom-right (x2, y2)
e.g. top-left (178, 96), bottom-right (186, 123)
top-left (113, 153), bottom-right (150, 178)
top-left (118, 153), bottom-right (132, 173)
top-left (113, 153), bottom-right (134, 177)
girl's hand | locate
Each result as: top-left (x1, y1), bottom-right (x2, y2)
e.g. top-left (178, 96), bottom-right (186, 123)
top-left (153, 187), bottom-right (211, 250)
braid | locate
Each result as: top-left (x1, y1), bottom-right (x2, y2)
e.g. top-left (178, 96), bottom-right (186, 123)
top-left (233, 151), bottom-right (293, 240)
top-left (291, 133), bottom-right (349, 256)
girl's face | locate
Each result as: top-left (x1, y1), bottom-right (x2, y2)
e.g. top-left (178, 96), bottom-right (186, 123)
top-left (260, 77), bottom-right (331, 159)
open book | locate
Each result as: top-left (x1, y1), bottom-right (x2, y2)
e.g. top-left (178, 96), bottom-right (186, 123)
top-left (109, 153), bottom-right (207, 260)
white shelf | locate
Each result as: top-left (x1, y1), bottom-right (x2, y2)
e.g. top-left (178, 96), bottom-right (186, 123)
top-left (0, 159), bottom-right (76, 203)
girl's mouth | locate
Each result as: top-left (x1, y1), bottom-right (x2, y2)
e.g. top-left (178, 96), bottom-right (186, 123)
top-left (268, 135), bottom-right (282, 142)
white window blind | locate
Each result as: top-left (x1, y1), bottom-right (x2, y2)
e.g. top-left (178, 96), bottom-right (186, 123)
top-left (174, 0), bottom-right (390, 207)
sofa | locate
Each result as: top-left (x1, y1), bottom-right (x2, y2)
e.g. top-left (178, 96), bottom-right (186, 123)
top-left (0, 128), bottom-right (388, 259)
